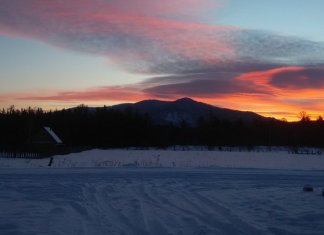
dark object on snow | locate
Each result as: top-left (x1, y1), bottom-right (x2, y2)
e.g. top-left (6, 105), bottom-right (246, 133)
top-left (48, 157), bottom-right (54, 167)
top-left (303, 185), bottom-right (314, 192)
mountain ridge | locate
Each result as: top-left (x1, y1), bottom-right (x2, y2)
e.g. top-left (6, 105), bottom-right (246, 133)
top-left (109, 97), bottom-right (274, 126)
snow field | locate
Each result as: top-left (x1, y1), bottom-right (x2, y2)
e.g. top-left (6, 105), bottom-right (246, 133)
top-left (1, 149), bottom-right (324, 170)
top-left (0, 169), bottom-right (324, 235)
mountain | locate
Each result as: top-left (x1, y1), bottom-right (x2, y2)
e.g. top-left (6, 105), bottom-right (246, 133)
top-left (110, 97), bottom-right (272, 126)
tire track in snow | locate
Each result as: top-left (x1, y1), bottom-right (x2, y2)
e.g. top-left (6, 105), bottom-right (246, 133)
top-left (135, 184), bottom-right (171, 235)
top-left (192, 191), bottom-right (266, 235)
top-left (95, 183), bottom-right (148, 235)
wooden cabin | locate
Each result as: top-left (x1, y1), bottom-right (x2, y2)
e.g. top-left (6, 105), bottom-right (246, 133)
top-left (32, 126), bottom-right (64, 149)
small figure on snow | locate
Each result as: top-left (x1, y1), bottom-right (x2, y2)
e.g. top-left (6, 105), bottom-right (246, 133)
top-left (303, 184), bottom-right (314, 192)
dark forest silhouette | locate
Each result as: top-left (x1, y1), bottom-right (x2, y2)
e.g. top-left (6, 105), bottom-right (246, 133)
top-left (1, 105), bottom-right (324, 151)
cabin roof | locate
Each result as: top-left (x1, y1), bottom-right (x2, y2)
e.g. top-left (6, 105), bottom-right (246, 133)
top-left (44, 127), bottom-right (63, 144)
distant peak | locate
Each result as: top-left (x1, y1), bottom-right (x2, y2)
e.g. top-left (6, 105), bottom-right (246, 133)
top-left (174, 97), bottom-right (195, 103)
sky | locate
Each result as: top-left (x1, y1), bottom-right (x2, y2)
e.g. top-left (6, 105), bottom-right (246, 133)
top-left (1, 0), bottom-right (324, 121)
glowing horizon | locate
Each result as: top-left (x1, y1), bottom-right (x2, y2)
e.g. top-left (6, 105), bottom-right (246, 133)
top-left (1, 0), bottom-right (324, 121)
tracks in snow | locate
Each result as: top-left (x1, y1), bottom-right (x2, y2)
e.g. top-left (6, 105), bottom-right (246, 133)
top-left (1, 169), bottom-right (324, 235)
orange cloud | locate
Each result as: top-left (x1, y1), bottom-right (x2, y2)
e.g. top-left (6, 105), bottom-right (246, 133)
top-left (231, 67), bottom-right (324, 120)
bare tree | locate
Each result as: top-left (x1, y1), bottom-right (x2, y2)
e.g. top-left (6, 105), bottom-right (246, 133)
top-left (280, 118), bottom-right (288, 122)
top-left (298, 111), bottom-right (310, 122)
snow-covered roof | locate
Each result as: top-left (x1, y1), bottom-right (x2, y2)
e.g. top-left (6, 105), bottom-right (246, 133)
top-left (44, 127), bottom-right (63, 144)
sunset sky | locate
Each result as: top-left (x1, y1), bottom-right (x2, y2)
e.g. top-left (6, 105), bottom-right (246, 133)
top-left (1, 0), bottom-right (324, 121)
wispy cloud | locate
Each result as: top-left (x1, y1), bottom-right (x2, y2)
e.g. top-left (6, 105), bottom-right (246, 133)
top-left (142, 72), bottom-right (268, 98)
top-left (0, 0), bottom-right (234, 74)
top-left (268, 67), bottom-right (324, 89)
top-left (2, 0), bottom-right (323, 75)
top-left (17, 86), bottom-right (148, 102)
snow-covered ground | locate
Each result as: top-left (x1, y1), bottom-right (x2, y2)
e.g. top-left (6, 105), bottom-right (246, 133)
top-left (1, 149), bottom-right (324, 170)
top-left (0, 168), bottom-right (323, 235)
top-left (1, 150), bottom-right (324, 234)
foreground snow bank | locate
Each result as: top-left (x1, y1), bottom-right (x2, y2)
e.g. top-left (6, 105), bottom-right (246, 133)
top-left (1, 149), bottom-right (324, 170)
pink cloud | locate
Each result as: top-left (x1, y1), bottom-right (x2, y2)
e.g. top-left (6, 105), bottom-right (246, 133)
top-left (0, 0), bottom-right (234, 73)
top-left (237, 66), bottom-right (324, 91)
top-left (18, 86), bottom-right (149, 102)
top-left (238, 67), bottom-right (305, 81)
top-left (104, 0), bottom-right (219, 19)
top-left (236, 67), bottom-right (304, 93)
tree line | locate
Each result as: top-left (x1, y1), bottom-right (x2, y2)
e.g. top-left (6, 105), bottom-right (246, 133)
top-left (1, 105), bottom-right (324, 149)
